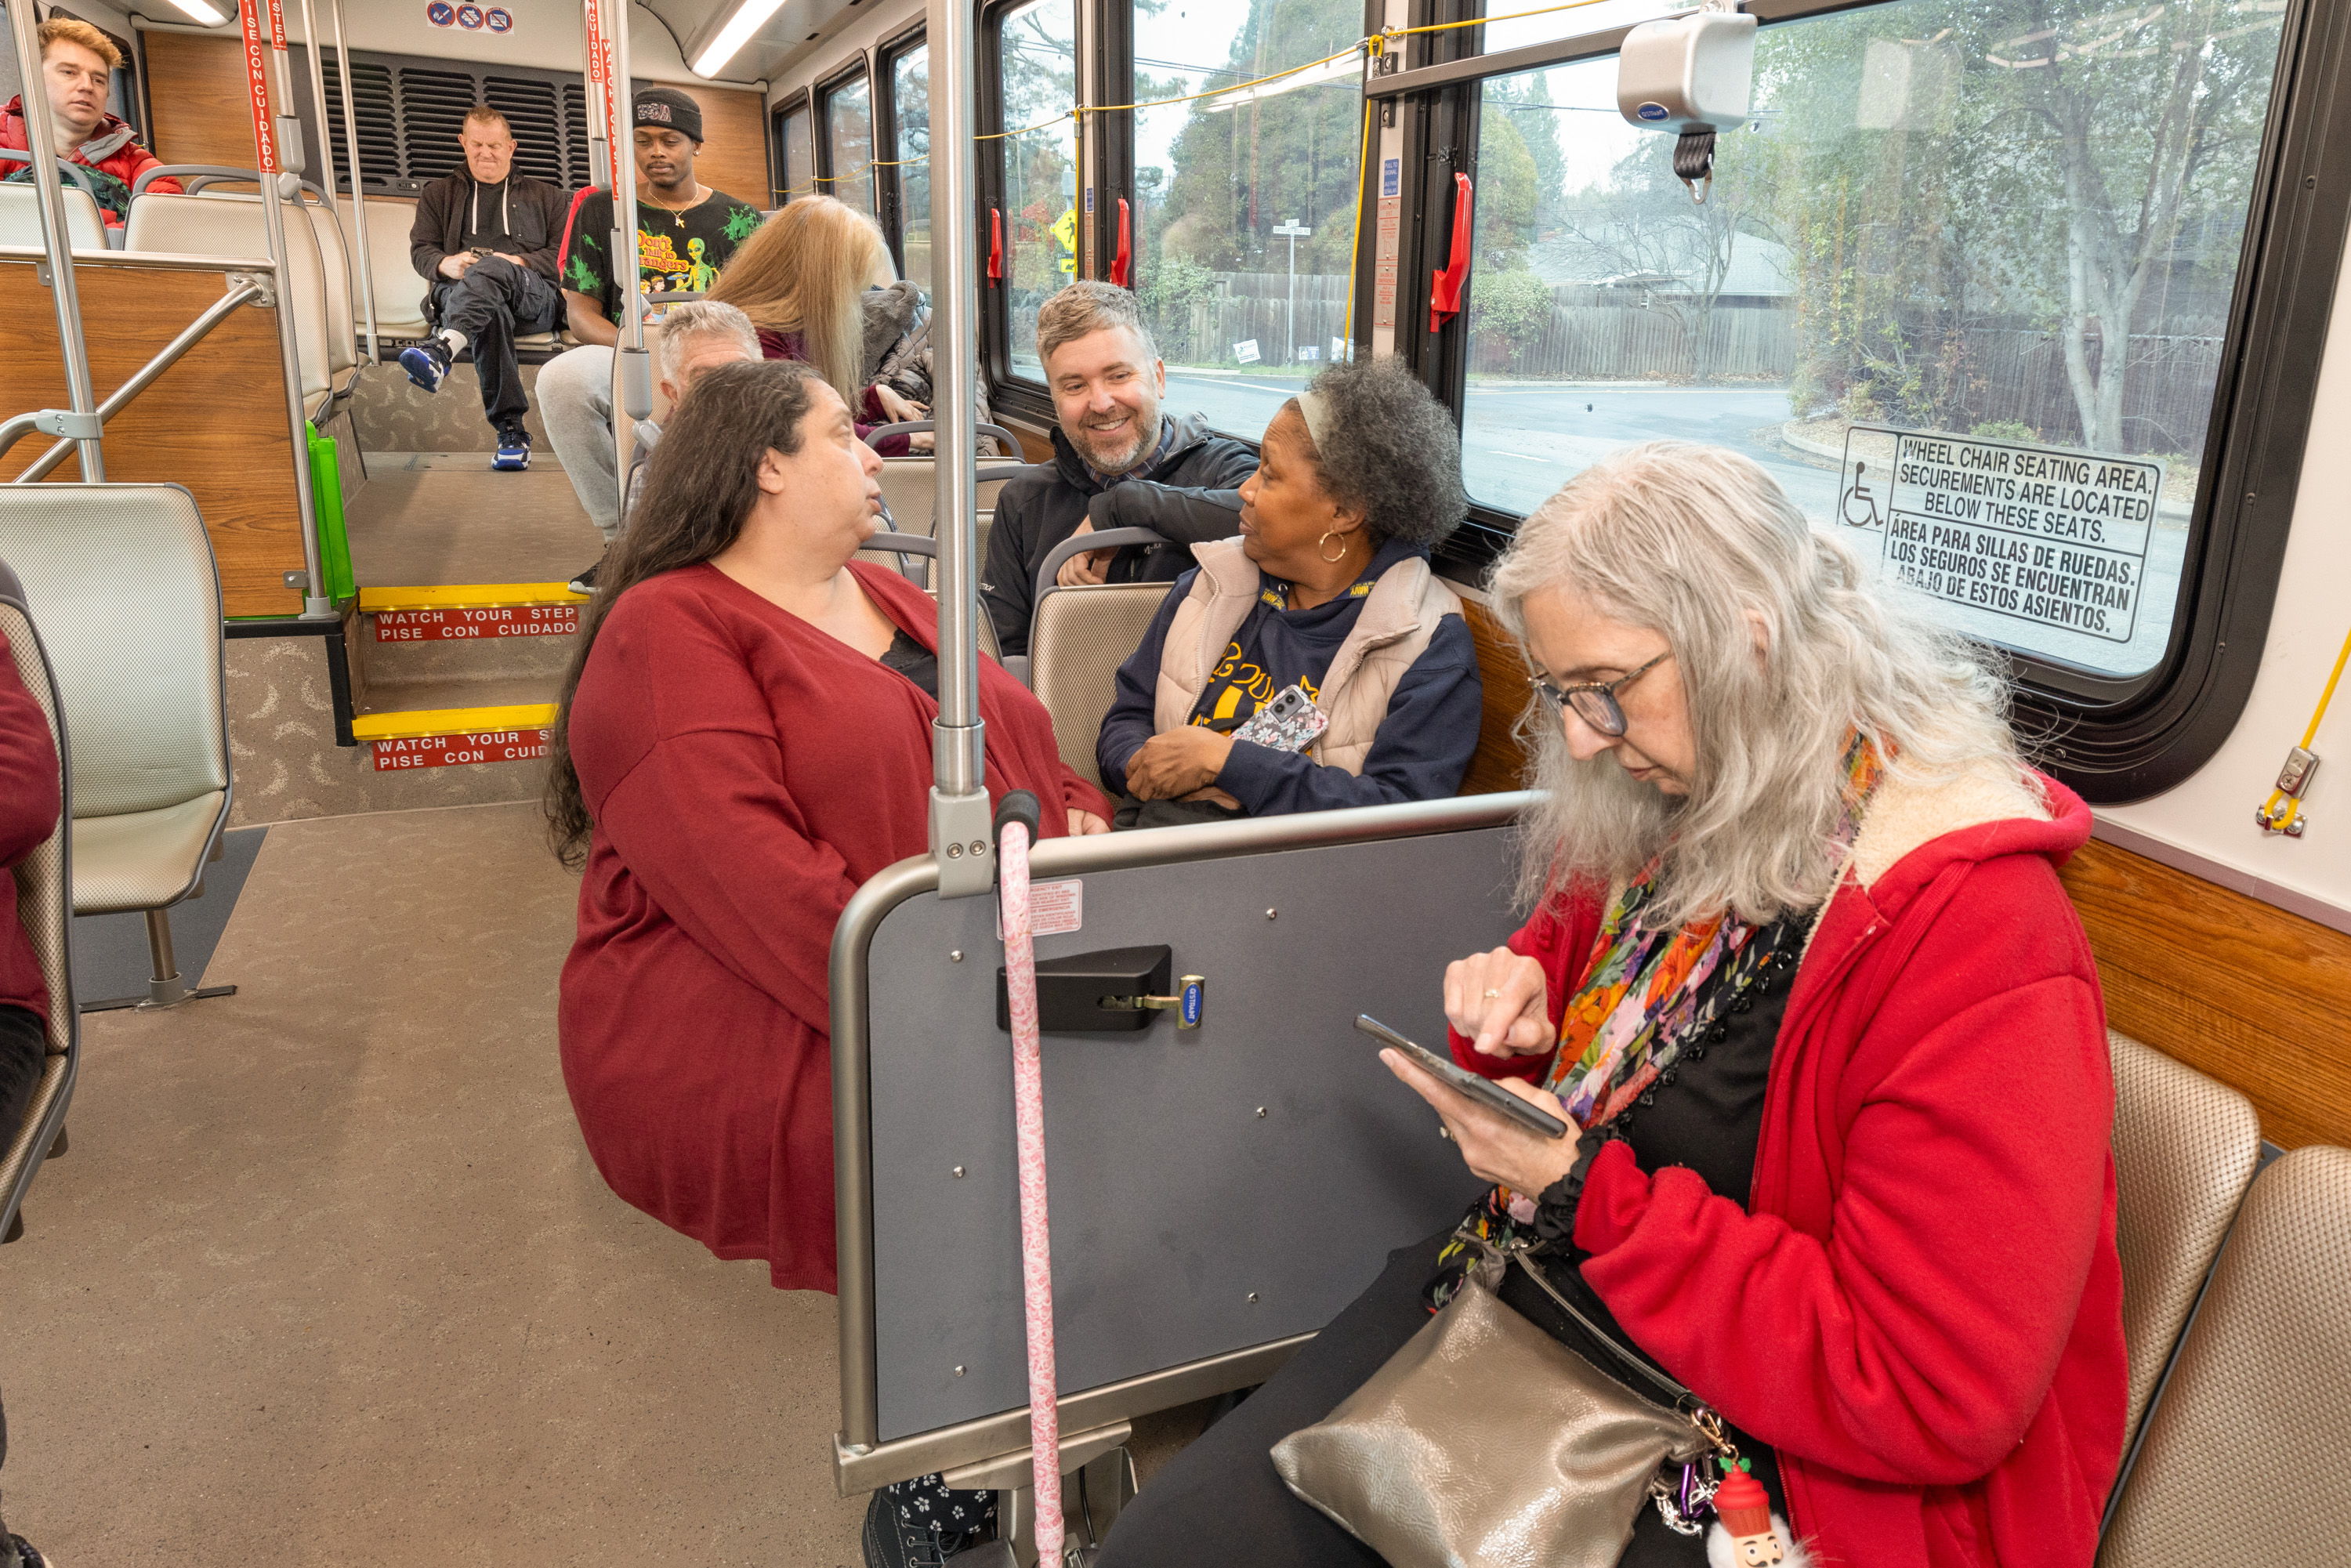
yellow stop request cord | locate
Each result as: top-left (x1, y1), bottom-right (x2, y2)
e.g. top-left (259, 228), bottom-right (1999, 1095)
top-left (2259, 622), bottom-right (2351, 837)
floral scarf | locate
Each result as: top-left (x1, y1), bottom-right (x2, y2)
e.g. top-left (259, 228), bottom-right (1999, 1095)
top-left (1430, 732), bottom-right (1886, 1295)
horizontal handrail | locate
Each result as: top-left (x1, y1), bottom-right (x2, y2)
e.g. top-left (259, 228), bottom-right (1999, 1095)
top-left (132, 164), bottom-right (315, 202)
top-left (9, 282), bottom-right (268, 484)
top-left (865, 418), bottom-right (1023, 454)
top-left (0, 244), bottom-right (276, 272)
top-left (0, 147), bottom-right (96, 194)
top-left (1035, 525), bottom-right (1174, 603)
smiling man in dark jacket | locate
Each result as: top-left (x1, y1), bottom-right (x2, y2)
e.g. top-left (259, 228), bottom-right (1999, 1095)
top-left (981, 283), bottom-right (1259, 658)
top-left (400, 106), bottom-right (572, 470)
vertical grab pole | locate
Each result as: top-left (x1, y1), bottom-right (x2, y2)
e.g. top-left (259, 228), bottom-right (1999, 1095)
top-left (6, 0), bottom-right (104, 482)
top-left (244, 0), bottom-right (335, 619)
top-left (296, 0), bottom-right (335, 215)
top-left (580, 0), bottom-right (614, 190)
top-left (604, 0), bottom-right (652, 497)
top-left (928, 0), bottom-right (991, 897)
top-left (329, 0), bottom-right (379, 363)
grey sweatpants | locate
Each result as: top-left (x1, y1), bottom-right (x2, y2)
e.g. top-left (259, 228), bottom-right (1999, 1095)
top-left (538, 344), bottom-right (623, 543)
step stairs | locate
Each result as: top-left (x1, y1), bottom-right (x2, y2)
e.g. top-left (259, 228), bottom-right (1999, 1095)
top-left (347, 582), bottom-right (585, 772)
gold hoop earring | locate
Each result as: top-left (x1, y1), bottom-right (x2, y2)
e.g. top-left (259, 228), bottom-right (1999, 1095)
top-left (1318, 530), bottom-right (1349, 563)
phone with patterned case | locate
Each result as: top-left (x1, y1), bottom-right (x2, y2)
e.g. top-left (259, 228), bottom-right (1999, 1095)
top-left (1229, 684), bottom-right (1330, 753)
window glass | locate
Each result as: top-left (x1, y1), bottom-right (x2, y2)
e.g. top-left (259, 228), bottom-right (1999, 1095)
top-left (1478, 0), bottom-right (1683, 56)
top-left (781, 103), bottom-right (814, 201)
top-left (824, 73), bottom-right (878, 219)
top-left (1130, 0), bottom-right (1366, 437)
top-left (1457, 0), bottom-right (2289, 679)
top-left (995, 0), bottom-right (1080, 381)
top-left (891, 45), bottom-right (933, 298)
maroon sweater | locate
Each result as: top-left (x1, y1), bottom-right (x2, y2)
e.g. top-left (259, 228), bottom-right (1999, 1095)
top-left (1453, 777), bottom-right (2125, 1568)
top-left (558, 562), bottom-right (1107, 1290)
top-left (0, 628), bottom-right (61, 1021)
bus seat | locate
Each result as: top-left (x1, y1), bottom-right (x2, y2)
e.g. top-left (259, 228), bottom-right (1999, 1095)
top-left (184, 191), bottom-right (357, 382)
top-left (124, 192), bottom-right (333, 419)
top-left (360, 197), bottom-right (430, 340)
top-left (0, 563), bottom-right (78, 1246)
top-left (2096, 1145), bottom-right (2351, 1566)
top-left (0, 182), bottom-right (106, 251)
top-left (874, 457), bottom-right (1028, 538)
top-left (2107, 1031), bottom-right (2262, 1442)
top-left (0, 486), bottom-right (233, 1011)
top-left (1029, 581), bottom-right (1173, 788)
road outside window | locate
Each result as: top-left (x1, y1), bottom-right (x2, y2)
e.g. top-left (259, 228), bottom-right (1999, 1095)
top-left (1455, 0), bottom-right (2286, 679)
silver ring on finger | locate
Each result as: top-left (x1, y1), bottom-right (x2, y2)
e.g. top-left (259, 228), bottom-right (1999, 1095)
top-left (1483, 987), bottom-right (1501, 999)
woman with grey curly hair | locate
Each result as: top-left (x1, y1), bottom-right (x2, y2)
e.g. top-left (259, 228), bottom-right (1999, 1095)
top-left (1092, 357), bottom-right (1484, 824)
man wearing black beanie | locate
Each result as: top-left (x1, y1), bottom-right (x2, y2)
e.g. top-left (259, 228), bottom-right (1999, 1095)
top-left (542, 85), bottom-right (764, 588)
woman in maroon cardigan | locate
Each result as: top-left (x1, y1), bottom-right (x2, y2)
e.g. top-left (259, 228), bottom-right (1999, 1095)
top-left (1103, 443), bottom-right (2125, 1568)
top-left (547, 359), bottom-right (1108, 1297)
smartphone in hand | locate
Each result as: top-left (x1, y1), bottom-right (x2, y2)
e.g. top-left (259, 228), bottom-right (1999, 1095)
top-left (1355, 1014), bottom-right (1570, 1139)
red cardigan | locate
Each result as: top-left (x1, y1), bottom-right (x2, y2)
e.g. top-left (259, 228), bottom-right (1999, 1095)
top-left (1451, 777), bottom-right (2126, 1568)
top-left (0, 628), bottom-right (60, 1022)
top-left (559, 562), bottom-right (1108, 1290)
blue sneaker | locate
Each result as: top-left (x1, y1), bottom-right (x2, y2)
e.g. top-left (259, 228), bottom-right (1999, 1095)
top-left (494, 425), bottom-right (531, 471)
top-left (399, 338), bottom-right (451, 393)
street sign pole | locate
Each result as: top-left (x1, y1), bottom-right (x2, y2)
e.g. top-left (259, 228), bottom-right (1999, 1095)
top-left (1273, 219), bottom-right (1310, 363)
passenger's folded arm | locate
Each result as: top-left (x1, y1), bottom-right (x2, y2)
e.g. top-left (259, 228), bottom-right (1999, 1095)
top-left (1574, 952), bottom-right (2110, 1485)
top-left (1092, 484), bottom-right (1243, 546)
top-left (595, 727), bottom-right (863, 1036)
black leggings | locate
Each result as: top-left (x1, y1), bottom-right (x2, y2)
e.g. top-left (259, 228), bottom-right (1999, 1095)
top-left (1098, 1226), bottom-right (1743, 1567)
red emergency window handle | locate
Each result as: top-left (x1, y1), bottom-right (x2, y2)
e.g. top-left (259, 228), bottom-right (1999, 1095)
top-left (990, 207), bottom-right (1005, 283)
top-left (1429, 172), bottom-right (1474, 335)
top-left (1110, 197), bottom-right (1132, 288)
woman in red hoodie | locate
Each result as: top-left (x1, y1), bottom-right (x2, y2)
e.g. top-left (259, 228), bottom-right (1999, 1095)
top-left (548, 358), bottom-right (1108, 1301)
top-left (1102, 442), bottom-right (2125, 1568)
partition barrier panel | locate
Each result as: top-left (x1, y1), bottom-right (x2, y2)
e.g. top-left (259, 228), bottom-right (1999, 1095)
top-left (831, 793), bottom-right (1532, 1489)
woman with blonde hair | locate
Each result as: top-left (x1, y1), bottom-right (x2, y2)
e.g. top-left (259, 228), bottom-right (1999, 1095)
top-left (710, 195), bottom-right (927, 452)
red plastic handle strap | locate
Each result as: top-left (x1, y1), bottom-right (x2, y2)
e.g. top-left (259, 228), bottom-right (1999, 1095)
top-left (1110, 197), bottom-right (1132, 288)
top-left (237, 0), bottom-right (277, 174)
top-left (989, 207), bottom-right (1005, 282)
top-left (1429, 171), bottom-right (1473, 334)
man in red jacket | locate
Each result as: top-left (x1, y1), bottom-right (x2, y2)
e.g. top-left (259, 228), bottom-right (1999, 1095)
top-left (0, 624), bottom-right (63, 1568)
top-left (1102, 441), bottom-right (2125, 1568)
top-left (0, 17), bottom-right (178, 230)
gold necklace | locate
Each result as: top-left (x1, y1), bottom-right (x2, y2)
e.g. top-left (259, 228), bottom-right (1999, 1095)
top-left (643, 184), bottom-right (701, 229)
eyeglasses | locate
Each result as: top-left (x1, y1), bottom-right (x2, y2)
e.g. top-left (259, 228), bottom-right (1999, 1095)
top-left (1528, 651), bottom-right (1673, 739)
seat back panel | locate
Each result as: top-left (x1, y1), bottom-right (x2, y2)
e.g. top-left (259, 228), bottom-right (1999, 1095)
top-left (1030, 582), bottom-right (1171, 791)
top-left (124, 193), bottom-right (332, 404)
top-left (0, 183), bottom-right (107, 250)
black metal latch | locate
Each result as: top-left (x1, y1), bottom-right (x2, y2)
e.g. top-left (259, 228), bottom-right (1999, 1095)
top-left (996, 944), bottom-right (1207, 1033)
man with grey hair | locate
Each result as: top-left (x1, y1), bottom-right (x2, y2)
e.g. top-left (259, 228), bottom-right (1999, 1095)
top-left (980, 281), bottom-right (1257, 658)
top-left (578, 299), bottom-right (759, 585)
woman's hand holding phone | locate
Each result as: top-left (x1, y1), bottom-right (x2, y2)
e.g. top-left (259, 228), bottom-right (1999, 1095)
top-left (1381, 1049), bottom-right (1584, 1196)
top-left (1444, 947), bottom-right (1553, 1058)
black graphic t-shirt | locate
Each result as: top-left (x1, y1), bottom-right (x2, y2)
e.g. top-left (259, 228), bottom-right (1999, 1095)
top-left (560, 186), bottom-right (763, 322)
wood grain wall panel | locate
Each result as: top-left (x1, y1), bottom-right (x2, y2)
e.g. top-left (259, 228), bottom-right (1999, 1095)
top-left (683, 86), bottom-right (772, 212)
top-left (2060, 838), bottom-right (2351, 1150)
top-left (1458, 598), bottom-right (1533, 795)
top-left (143, 33), bottom-right (264, 172)
top-left (4, 261), bottom-right (309, 617)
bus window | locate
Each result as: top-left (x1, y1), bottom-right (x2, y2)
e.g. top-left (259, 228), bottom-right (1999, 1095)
top-left (1476, 0), bottom-right (1684, 55)
top-left (993, 0), bottom-right (1079, 382)
top-left (779, 97), bottom-right (814, 202)
top-left (1130, 0), bottom-right (1366, 437)
top-left (823, 67), bottom-right (878, 219)
top-left (888, 42), bottom-right (933, 297)
top-left (1454, 0), bottom-right (2290, 680)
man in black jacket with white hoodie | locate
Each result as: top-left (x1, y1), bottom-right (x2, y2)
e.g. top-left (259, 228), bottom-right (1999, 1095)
top-left (400, 106), bottom-right (572, 470)
top-left (981, 282), bottom-right (1259, 658)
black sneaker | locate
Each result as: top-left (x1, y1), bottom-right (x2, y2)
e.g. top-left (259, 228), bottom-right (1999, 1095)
top-left (399, 337), bottom-right (451, 393)
top-left (494, 425), bottom-right (531, 471)
top-left (7, 1534), bottom-right (54, 1568)
top-left (566, 557), bottom-right (602, 596)
top-left (863, 1475), bottom-right (996, 1568)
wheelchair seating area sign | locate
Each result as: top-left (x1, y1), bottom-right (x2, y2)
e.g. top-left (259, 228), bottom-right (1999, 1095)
top-left (1837, 426), bottom-right (2163, 644)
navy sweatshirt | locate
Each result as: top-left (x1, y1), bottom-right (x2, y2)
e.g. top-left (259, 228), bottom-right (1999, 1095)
top-left (1096, 534), bottom-right (1483, 817)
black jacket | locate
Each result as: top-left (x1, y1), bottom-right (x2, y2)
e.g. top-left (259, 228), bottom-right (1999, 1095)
top-left (410, 169), bottom-right (571, 284)
top-left (981, 412), bottom-right (1259, 657)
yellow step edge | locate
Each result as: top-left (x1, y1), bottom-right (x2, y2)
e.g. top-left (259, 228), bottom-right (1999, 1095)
top-left (358, 582), bottom-right (587, 614)
top-left (352, 702), bottom-right (560, 744)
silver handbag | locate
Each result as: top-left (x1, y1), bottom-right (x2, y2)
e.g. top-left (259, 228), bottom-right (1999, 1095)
top-left (1271, 1244), bottom-right (1722, 1568)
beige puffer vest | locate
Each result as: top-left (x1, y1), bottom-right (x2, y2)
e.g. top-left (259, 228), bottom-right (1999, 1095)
top-left (1152, 538), bottom-right (1464, 775)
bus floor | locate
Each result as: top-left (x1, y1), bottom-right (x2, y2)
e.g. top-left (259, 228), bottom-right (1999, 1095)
top-left (0, 801), bottom-right (868, 1563)
top-left (342, 451), bottom-right (603, 590)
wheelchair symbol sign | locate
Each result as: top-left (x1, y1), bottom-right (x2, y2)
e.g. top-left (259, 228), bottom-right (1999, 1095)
top-left (1840, 462), bottom-right (1884, 530)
